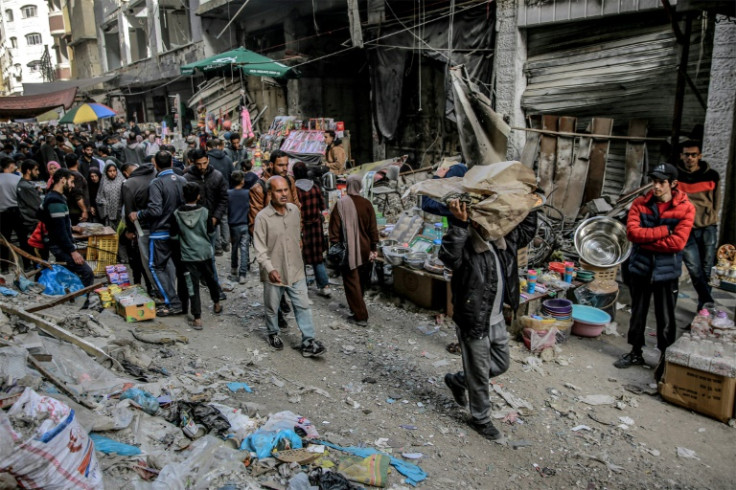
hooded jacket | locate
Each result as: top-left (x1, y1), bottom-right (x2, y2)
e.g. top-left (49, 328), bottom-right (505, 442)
top-left (173, 204), bottom-right (212, 262)
top-left (137, 168), bottom-right (186, 233)
top-left (183, 164), bottom-right (228, 224)
top-left (224, 145), bottom-right (246, 165)
top-left (207, 149), bottom-right (233, 188)
top-left (122, 163), bottom-right (156, 232)
top-left (675, 160), bottom-right (719, 229)
top-left (439, 211), bottom-right (537, 340)
top-left (627, 188), bottom-right (695, 282)
top-left (122, 141), bottom-right (145, 165)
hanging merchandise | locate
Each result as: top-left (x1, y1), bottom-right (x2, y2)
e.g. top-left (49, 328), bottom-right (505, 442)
top-left (242, 107), bottom-right (254, 140)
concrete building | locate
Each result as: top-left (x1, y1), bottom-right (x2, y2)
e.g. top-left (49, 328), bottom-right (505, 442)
top-left (0, 0), bottom-right (60, 94)
top-left (66, 0), bottom-right (101, 80)
top-left (47, 0), bottom-right (71, 80)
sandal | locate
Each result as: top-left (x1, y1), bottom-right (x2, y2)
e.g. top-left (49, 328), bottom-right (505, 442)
top-left (213, 303), bottom-right (223, 315)
top-left (446, 342), bottom-right (462, 355)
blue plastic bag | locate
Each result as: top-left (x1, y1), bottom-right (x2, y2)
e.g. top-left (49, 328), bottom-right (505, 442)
top-left (226, 382), bottom-right (253, 393)
top-left (37, 265), bottom-right (84, 296)
top-left (89, 434), bottom-right (142, 456)
top-left (240, 429), bottom-right (303, 459)
top-left (120, 388), bottom-right (160, 415)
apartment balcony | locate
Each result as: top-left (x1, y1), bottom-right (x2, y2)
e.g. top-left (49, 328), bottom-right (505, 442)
top-left (49, 12), bottom-right (66, 36)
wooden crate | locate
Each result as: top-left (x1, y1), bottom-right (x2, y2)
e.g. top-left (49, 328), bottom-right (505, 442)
top-left (85, 234), bottom-right (118, 275)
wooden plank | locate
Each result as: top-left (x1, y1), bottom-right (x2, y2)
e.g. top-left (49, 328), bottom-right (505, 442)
top-left (26, 281), bottom-right (107, 313)
top-left (537, 115), bottom-right (558, 196)
top-left (562, 134), bottom-right (592, 219)
top-left (620, 119), bottom-right (649, 195)
top-left (0, 305), bottom-right (119, 369)
top-left (519, 114), bottom-right (542, 168)
top-left (582, 118), bottom-right (614, 203)
top-left (549, 116), bottom-right (577, 210)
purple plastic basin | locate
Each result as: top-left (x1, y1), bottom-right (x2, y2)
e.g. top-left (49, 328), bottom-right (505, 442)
top-left (542, 299), bottom-right (573, 314)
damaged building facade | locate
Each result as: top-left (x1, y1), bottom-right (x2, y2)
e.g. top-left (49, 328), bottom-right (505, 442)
top-left (91, 0), bottom-right (734, 231)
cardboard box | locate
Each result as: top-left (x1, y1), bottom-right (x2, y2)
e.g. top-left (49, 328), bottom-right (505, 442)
top-left (114, 287), bottom-right (156, 322)
top-left (393, 266), bottom-right (450, 312)
top-left (659, 361), bottom-right (736, 423)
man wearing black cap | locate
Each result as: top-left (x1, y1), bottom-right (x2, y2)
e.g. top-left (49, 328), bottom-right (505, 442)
top-left (615, 163), bottom-right (695, 380)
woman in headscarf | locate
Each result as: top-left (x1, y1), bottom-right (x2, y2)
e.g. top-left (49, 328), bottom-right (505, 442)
top-left (45, 161), bottom-right (61, 190)
top-left (87, 167), bottom-right (102, 223)
top-left (328, 174), bottom-right (379, 326)
top-left (96, 161), bottom-right (125, 230)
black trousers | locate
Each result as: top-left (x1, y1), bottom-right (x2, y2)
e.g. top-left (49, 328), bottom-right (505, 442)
top-left (0, 207), bottom-right (26, 271)
top-left (184, 260), bottom-right (220, 319)
top-left (627, 275), bottom-right (678, 353)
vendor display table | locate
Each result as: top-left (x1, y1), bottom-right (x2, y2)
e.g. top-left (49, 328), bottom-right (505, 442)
top-left (392, 265), bottom-right (452, 316)
top-left (508, 280), bottom-right (583, 335)
top-left (73, 226), bottom-right (118, 276)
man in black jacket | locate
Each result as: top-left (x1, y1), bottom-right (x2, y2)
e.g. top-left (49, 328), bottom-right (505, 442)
top-left (205, 139), bottom-right (233, 254)
top-left (184, 148), bottom-right (228, 293)
top-left (130, 151), bottom-right (187, 316)
top-left (439, 199), bottom-right (537, 441)
top-left (122, 162), bottom-right (156, 288)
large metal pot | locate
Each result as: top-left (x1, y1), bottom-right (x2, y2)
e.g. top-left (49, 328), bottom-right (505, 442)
top-left (322, 172), bottom-right (337, 190)
top-left (574, 216), bottom-right (631, 267)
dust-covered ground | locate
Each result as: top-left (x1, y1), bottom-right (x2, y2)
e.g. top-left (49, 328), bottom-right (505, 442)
top-left (2, 254), bottom-right (735, 489)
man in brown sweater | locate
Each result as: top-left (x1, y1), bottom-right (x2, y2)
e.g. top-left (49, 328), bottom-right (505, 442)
top-left (248, 149), bottom-right (300, 235)
top-left (249, 149), bottom-right (301, 328)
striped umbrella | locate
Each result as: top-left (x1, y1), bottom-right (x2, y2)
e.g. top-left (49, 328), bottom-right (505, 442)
top-left (59, 103), bottom-right (117, 124)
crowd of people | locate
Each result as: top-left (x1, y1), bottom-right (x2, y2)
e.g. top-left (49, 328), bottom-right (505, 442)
top-left (0, 122), bottom-right (371, 360)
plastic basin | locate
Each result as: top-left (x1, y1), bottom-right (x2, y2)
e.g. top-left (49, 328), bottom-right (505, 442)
top-left (542, 299), bottom-right (573, 314)
top-left (572, 305), bottom-right (611, 325)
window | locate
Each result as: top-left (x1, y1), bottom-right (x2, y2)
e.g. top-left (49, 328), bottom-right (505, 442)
top-left (4, 9), bottom-right (12, 22)
top-left (21, 5), bottom-right (37, 18)
top-left (26, 33), bottom-right (42, 45)
top-left (10, 37), bottom-right (17, 48)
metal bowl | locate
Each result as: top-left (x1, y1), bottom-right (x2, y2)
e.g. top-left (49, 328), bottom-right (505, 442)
top-left (404, 252), bottom-right (428, 270)
top-left (383, 246), bottom-right (411, 266)
top-left (379, 240), bottom-right (398, 257)
top-left (424, 257), bottom-right (445, 275)
top-left (574, 216), bottom-right (631, 267)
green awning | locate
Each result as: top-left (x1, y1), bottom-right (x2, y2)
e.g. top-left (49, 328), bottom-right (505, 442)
top-left (180, 47), bottom-right (299, 79)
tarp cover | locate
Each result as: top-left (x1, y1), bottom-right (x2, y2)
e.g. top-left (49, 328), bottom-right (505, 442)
top-left (0, 87), bottom-right (77, 118)
top-left (369, 5), bottom-right (494, 140)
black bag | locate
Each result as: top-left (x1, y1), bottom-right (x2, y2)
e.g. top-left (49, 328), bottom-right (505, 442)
top-left (327, 242), bottom-right (347, 268)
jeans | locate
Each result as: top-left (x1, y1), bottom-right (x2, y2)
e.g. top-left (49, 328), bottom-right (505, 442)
top-left (208, 232), bottom-right (221, 284)
top-left (229, 224), bottom-right (250, 276)
top-left (216, 214), bottom-right (230, 251)
top-left (682, 225), bottom-right (717, 308)
top-left (263, 278), bottom-right (316, 346)
top-left (312, 262), bottom-right (329, 289)
top-left (454, 320), bottom-right (510, 425)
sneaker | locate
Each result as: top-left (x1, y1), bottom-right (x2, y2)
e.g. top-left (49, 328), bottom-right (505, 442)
top-left (444, 373), bottom-right (467, 406)
top-left (614, 351), bottom-right (645, 369)
top-left (347, 315), bottom-right (368, 327)
top-left (302, 339), bottom-right (326, 358)
top-left (230, 268), bottom-right (238, 276)
top-left (239, 275), bottom-right (247, 285)
top-left (469, 420), bottom-right (502, 441)
top-left (316, 287), bottom-right (332, 298)
top-left (268, 334), bottom-right (284, 350)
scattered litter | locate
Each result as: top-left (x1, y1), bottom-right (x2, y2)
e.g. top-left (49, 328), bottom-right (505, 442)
top-left (227, 382), bottom-right (253, 393)
top-left (89, 433), bottom-right (142, 456)
top-left (533, 463), bottom-right (556, 477)
top-left (132, 323), bottom-right (188, 344)
top-left (677, 447), bottom-right (700, 460)
top-left (400, 424), bottom-right (418, 430)
top-left (401, 452), bottom-right (423, 459)
top-left (619, 416), bottom-right (634, 425)
top-left (417, 324), bottom-right (440, 335)
top-left (509, 440), bottom-right (533, 449)
top-left (578, 394), bottom-right (616, 406)
top-left (120, 387), bottom-right (160, 415)
top-left (493, 384), bottom-right (534, 411)
top-left (0, 286), bottom-right (18, 296)
top-left (604, 322), bottom-right (619, 336)
top-left (572, 425), bottom-right (592, 432)
top-left (564, 382), bottom-right (580, 391)
top-left (575, 452), bottom-right (624, 473)
top-left (522, 356), bottom-right (545, 375)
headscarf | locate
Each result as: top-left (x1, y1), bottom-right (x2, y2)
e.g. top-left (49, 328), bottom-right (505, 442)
top-left (97, 162), bottom-right (125, 221)
top-left (46, 161), bottom-right (61, 190)
top-left (87, 167), bottom-right (102, 206)
top-left (338, 174), bottom-right (363, 270)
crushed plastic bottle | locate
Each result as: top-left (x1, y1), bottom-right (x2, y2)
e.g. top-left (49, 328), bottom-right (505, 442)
top-left (690, 309), bottom-right (711, 337)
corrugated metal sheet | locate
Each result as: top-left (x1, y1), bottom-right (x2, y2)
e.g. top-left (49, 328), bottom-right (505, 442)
top-left (521, 13), bottom-right (713, 198)
top-left (518, 0), bottom-right (664, 27)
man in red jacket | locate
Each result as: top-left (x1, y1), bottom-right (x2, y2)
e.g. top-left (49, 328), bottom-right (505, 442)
top-left (615, 163), bottom-right (695, 380)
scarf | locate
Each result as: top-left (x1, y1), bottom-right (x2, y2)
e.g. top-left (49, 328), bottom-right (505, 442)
top-left (339, 175), bottom-right (363, 270)
top-left (46, 161), bottom-right (61, 190)
top-left (98, 162), bottom-right (125, 220)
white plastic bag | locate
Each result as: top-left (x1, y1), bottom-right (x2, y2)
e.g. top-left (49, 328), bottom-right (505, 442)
top-left (529, 327), bottom-right (558, 353)
top-left (0, 388), bottom-right (103, 489)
